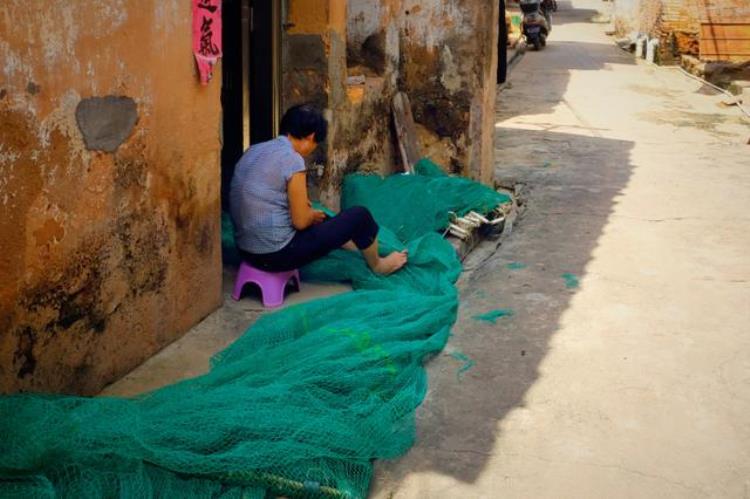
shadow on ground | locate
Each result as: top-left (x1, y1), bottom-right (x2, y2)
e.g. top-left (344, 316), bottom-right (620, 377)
top-left (373, 131), bottom-right (635, 487)
top-left (549, 1), bottom-right (604, 27)
top-left (373, 3), bottom-right (637, 491)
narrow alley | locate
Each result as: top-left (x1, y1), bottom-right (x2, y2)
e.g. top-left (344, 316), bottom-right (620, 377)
top-left (2, 0), bottom-right (750, 497)
top-left (373, 0), bottom-right (750, 497)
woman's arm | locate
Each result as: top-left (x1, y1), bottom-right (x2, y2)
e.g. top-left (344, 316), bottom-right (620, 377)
top-left (288, 172), bottom-right (326, 230)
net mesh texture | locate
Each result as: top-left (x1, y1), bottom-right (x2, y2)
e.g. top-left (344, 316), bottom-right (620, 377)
top-left (0, 159), bottom-right (510, 499)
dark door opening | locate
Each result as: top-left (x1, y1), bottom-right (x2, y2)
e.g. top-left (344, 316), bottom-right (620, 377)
top-left (497, 0), bottom-right (508, 84)
top-left (221, 0), bottom-right (279, 211)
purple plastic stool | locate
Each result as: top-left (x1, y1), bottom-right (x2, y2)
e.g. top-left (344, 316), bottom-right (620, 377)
top-left (231, 262), bottom-right (301, 308)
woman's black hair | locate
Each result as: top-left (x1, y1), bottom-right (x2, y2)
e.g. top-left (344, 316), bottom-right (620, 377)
top-left (279, 104), bottom-right (328, 143)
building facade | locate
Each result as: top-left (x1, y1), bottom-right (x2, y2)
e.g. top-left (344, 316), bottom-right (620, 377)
top-left (1, 0), bottom-right (223, 395)
top-left (1, 0), bottom-right (500, 394)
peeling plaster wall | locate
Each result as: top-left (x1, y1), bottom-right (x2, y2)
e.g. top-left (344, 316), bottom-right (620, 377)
top-left (0, 0), bottom-right (222, 394)
top-left (282, 0), bottom-right (498, 208)
top-left (397, 0), bottom-right (499, 183)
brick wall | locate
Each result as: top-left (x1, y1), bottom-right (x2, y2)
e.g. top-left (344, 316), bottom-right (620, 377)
top-left (637, 0), bottom-right (750, 63)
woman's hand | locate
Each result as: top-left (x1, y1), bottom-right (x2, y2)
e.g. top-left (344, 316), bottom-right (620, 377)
top-left (312, 210), bottom-right (327, 225)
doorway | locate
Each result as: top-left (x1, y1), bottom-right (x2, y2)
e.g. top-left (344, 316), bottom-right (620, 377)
top-left (221, 0), bottom-right (282, 210)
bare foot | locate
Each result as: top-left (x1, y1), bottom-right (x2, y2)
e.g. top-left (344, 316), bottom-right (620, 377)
top-left (373, 250), bottom-right (408, 275)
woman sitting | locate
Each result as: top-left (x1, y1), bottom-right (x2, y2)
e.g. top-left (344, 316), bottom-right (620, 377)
top-left (229, 104), bottom-right (408, 275)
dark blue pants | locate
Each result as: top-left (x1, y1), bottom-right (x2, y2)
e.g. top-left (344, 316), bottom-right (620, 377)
top-left (240, 206), bottom-right (379, 272)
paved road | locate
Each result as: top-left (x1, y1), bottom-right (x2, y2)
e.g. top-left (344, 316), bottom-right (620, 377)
top-left (374, 1), bottom-right (750, 497)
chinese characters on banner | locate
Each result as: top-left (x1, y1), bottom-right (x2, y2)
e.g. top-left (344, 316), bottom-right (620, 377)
top-left (192, 0), bottom-right (222, 85)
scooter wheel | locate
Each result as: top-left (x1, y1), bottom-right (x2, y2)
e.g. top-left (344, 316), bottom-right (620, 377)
top-left (540, 35), bottom-right (547, 47)
top-left (532, 39), bottom-right (541, 50)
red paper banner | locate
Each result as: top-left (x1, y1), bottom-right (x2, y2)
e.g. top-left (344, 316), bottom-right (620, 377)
top-left (192, 0), bottom-right (223, 85)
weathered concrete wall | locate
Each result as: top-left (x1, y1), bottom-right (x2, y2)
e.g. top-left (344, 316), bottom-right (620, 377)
top-left (0, 0), bottom-right (223, 394)
top-left (282, 0), bottom-right (498, 208)
top-left (398, 0), bottom-right (498, 183)
top-left (283, 0), bottom-right (338, 109)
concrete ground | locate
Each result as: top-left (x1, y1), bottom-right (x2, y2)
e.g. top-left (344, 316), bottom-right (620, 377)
top-left (372, 1), bottom-right (750, 498)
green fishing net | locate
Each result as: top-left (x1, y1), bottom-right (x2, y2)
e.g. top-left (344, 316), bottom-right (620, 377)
top-left (0, 161), bottom-right (510, 498)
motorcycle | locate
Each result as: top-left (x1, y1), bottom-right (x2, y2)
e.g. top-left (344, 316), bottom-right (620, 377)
top-left (520, 0), bottom-right (551, 50)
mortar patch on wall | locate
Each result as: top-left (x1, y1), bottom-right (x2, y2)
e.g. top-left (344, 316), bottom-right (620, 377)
top-left (348, 32), bottom-right (386, 75)
top-left (440, 46), bottom-right (461, 92)
top-left (75, 96), bottom-right (138, 153)
top-left (285, 35), bottom-right (327, 71)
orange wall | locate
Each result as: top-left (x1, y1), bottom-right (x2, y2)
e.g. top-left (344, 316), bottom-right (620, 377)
top-left (0, 0), bottom-right (223, 394)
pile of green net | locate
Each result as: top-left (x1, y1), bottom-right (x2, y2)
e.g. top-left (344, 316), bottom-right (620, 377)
top-left (0, 160), bottom-right (510, 498)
